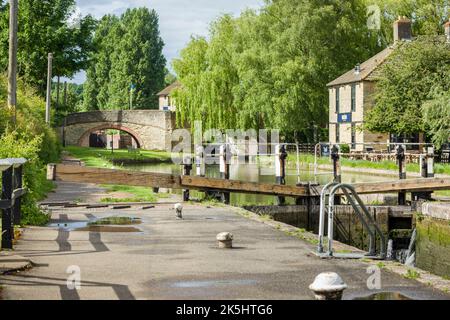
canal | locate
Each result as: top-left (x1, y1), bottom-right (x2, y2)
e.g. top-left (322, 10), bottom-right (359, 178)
top-left (121, 162), bottom-right (393, 206)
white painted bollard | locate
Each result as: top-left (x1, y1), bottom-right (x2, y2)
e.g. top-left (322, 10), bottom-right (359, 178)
top-left (309, 272), bottom-right (347, 300)
top-left (426, 147), bottom-right (434, 178)
top-left (195, 145), bottom-right (205, 177)
top-left (216, 232), bottom-right (233, 248)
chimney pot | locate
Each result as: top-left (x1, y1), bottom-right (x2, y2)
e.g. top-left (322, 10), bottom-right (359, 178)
top-left (393, 16), bottom-right (412, 42)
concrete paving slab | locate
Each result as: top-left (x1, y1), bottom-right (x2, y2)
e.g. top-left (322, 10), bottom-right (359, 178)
top-left (0, 253), bottom-right (33, 274)
top-left (1, 203), bottom-right (449, 300)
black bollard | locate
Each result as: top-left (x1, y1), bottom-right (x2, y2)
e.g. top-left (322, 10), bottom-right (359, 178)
top-left (275, 144), bottom-right (287, 205)
top-left (396, 145), bottom-right (406, 205)
top-left (2, 166), bottom-right (14, 249)
top-left (331, 145), bottom-right (341, 205)
top-left (181, 156), bottom-right (192, 202)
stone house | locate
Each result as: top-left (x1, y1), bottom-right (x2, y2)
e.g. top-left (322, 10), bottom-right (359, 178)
top-left (327, 17), bottom-right (449, 152)
top-left (157, 81), bottom-right (181, 111)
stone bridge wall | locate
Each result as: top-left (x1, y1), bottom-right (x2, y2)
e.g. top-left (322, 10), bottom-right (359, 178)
top-left (63, 110), bottom-right (176, 151)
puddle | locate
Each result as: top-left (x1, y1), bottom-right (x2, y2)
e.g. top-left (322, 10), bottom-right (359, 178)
top-left (171, 279), bottom-right (257, 288)
top-left (353, 292), bottom-right (412, 300)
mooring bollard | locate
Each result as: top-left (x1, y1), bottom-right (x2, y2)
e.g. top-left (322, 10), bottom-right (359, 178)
top-left (1, 165), bottom-right (14, 249)
top-left (396, 145), bottom-right (406, 205)
top-left (275, 144), bottom-right (287, 205)
top-left (181, 156), bottom-right (192, 202)
top-left (219, 145), bottom-right (230, 204)
top-left (309, 272), bottom-right (347, 300)
top-left (216, 232), bottom-right (233, 248)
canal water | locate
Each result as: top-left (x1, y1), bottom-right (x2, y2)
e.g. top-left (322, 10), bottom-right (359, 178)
top-left (120, 162), bottom-right (393, 206)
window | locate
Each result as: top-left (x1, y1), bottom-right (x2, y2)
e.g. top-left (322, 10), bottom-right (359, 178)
top-left (351, 84), bottom-right (356, 112)
top-left (335, 124), bottom-right (340, 143)
top-left (351, 123), bottom-right (356, 149)
top-left (335, 87), bottom-right (340, 113)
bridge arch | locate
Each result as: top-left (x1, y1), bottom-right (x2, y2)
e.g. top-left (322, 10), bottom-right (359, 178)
top-left (62, 110), bottom-right (175, 151)
top-left (78, 124), bottom-right (144, 149)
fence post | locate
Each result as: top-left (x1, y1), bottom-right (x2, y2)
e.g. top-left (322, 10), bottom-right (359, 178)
top-left (396, 145), bottom-right (406, 205)
top-left (331, 145), bottom-right (341, 205)
top-left (2, 166), bottom-right (14, 249)
top-left (220, 144), bottom-right (230, 204)
top-left (195, 145), bottom-right (205, 177)
top-left (181, 155), bottom-right (192, 202)
top-left (275, 144), bottom-right (287, 205)
top-left (12, 164), bottom-right (23, 225)
top-left (426, 146), bottom-right (434, 178)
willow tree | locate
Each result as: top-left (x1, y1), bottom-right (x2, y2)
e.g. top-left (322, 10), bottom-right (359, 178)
top-left (173, 0), bottom-right (383, 141)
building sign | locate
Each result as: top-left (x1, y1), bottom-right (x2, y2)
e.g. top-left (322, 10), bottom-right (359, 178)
top-left (338, 113), bottom-right (352, 123)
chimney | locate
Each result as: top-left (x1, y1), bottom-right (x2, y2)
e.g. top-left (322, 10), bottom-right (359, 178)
top-left (354, 64), bottom-right (361, 75)
top-left (445, 18), bottom-right (450, 42)
top-left (393, 16), bottom-right (412, 42)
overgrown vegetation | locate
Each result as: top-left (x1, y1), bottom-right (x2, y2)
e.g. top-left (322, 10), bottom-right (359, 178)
top-left (0, 77), bottom-right (60, 226)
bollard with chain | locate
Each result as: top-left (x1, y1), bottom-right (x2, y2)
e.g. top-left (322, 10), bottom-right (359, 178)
top-left (275, 144), bottom-right (287, 205)
top-left (219, 145), bottom-right (231, 204)
top-left (396, 145), bottom-right (406, 205)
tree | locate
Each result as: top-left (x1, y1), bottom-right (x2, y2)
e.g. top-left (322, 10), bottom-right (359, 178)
top-left (365, 36), bottom-right (450, 138)
top-left (173, 0), bottom-right (383, 141)
top-left (422, 90), bottom-right (450, 149)
top-left (83, 8), bottom-right (166, 110)
top-left (0, 0), bottom-right (95, 94)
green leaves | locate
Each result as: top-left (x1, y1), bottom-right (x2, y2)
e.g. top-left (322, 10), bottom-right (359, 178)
top-left (365, 36), bottom-right (450, 139)
top-left (83, 8), bottom-right (166, 110)
top-left (173, 0), bottom-right (382, 140)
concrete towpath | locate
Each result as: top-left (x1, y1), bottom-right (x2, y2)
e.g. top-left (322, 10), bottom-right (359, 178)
top-left (1, 182), bottom-right (449, 300)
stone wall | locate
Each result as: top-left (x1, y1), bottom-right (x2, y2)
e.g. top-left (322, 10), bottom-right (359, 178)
top-left (243, 204), bottom-right (397, 251)
top-left (416, 202), bottom-right (450, 278)
top-left (63, 110), bottom-right (176, 151)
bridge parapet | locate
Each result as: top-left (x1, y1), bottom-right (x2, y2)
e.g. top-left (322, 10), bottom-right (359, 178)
top-left (63, 110), bottom-right (176, 151)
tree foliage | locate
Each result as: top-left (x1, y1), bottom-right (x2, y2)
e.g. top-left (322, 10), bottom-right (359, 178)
top-left (173, 0), bottom-right (384, 140)
top-left (365, 36), bottom-right (450, 140)
top-left (83, 8), bottom-right (166, 110)
top-left (0, 0), bottom-right (95, 94)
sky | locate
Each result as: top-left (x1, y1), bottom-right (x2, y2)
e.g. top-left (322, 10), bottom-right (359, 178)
top-left (66, 0), bottom-right (264, 84)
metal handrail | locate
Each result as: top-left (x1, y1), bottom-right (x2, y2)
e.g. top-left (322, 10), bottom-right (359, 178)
top-left (324, 183), bottom-right (387, 259)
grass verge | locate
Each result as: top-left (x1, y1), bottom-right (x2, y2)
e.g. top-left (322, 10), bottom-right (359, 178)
top-left (64, 146), bottom-right (172, 168)
top-left (99, 184), bottom-right (169, 203)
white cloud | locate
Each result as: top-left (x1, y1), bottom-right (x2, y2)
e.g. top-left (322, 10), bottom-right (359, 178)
top-left (67, 0), bottom-right (264, 83)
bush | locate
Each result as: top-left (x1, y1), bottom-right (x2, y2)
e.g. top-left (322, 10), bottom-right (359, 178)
top-left (0, 76), bottom-right (60, 226)
top-left (340, 144), bottom-right (350, 154)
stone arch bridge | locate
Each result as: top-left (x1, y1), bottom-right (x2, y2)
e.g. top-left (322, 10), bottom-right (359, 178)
top-left (62, 110), bottom-right (176, 151)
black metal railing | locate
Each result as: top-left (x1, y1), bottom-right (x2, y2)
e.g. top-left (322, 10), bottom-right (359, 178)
top-left (1, 158), bottom-right (27, 249)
